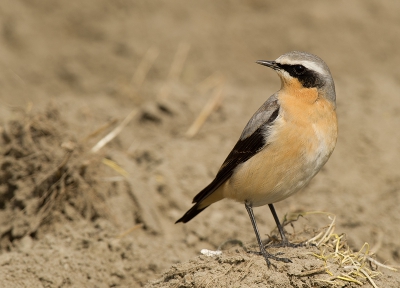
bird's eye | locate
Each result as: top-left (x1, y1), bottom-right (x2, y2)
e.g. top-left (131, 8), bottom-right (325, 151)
top-left (293, 65), bottom-right (306, 75)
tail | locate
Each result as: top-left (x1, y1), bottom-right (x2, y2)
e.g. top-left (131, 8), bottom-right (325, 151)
top-left (175, 185), bottom-right (224, 224)
top-left (175, 203), bottom-right (207, 223)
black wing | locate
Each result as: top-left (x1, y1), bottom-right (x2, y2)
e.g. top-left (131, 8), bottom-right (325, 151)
top-left (192, 104), bottom-right (280, 204)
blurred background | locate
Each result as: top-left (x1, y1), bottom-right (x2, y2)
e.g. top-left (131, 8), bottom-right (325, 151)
top-left (1, 0), bottom-right (400, 286)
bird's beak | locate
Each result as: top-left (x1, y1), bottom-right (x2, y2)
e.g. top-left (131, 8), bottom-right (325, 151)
top-left (256, 60), bottom-right (280, 70)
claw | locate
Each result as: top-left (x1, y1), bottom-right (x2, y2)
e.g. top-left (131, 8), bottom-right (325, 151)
top-left (260, 248), bottom-right (292, 267)
top-left (247, 247), bottom-right (292, 266)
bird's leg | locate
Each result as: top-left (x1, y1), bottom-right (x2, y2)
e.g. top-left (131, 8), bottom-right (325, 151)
top-left (268, 204), bottom-right (302, 248)
top-left (245, 202), bottom-right (291, 267)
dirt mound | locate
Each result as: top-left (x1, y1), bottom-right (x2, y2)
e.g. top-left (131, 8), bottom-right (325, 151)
top-left (0, 106), bottom-right (173, 287)
top-left (0, 106), bottom-right (120, 247)
top-left (148, 215), bottom-right (399, 288)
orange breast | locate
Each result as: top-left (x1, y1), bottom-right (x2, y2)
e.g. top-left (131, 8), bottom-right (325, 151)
top-left (221, 88), bottom-right (337, 206)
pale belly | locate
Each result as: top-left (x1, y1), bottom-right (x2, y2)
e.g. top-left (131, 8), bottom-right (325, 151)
top-left (221, 112), bottom-right (337, 207)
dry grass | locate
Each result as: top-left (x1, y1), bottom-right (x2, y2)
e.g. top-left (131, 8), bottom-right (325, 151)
top-left (284, 211), bottom-right (398, 287)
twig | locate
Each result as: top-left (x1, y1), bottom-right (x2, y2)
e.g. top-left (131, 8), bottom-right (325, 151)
top-left (185, 82), bottom-right (225, 138)
top-left (316, 216), bottom-right (336, 247)
top-left (370, 229), bottom-right (383, 255)
top-left (366, 257), bottom-right (398, 271)
top-left (168, 42), bottom-right (191, 81)
top-left (336, 275), bottom-right (363, 285)
top-left (101, 158), bottom-right (129, 178)
top-left (115, 223), bottom-right (144, 239)
top-left (132, 46), bottom-right (159, 88)
top-left (360, 268), bottom-right (378, 288)
top-left (84, 118), bottom-right (118, 142)
top-left (307, 230), bottom-right (325, 244)
top-left (197, 71), bottom-right (224, 92)
top-left (91, 109), bottom-right (138, 153)
top-left (297, 266), bottom-right (327, 277)
top-left (158, 42), bottom-right (190, 100)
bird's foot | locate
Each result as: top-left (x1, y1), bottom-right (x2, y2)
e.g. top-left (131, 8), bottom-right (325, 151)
top-left (247, 247), bottom-right (292, 268)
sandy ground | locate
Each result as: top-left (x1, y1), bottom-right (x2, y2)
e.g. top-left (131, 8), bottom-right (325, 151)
top-left (1, 1), bottom-right (400, 287)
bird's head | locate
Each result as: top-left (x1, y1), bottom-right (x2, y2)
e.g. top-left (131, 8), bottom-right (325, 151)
top-left (257, 51), bottom-right (336, 105)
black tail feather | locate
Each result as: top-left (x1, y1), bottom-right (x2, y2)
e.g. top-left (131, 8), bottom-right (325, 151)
top-left (192, 177), bottom-right (227, 204)
top-left (175, 203), bottom-right (207, 224)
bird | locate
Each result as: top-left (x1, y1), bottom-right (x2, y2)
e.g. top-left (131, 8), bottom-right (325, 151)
top-left (176, 51), bottom-right (338, 267)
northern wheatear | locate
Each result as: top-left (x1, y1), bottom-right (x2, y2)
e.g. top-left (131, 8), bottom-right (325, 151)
top-left (176, 51), bottom-right (338, 266)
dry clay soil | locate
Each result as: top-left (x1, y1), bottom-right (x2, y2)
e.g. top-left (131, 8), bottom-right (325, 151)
top-left (1, 1), bottom-right (400, 287)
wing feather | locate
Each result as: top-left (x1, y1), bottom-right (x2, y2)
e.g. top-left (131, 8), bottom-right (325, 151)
top-left (192, 96), bottom-right (280, 204)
